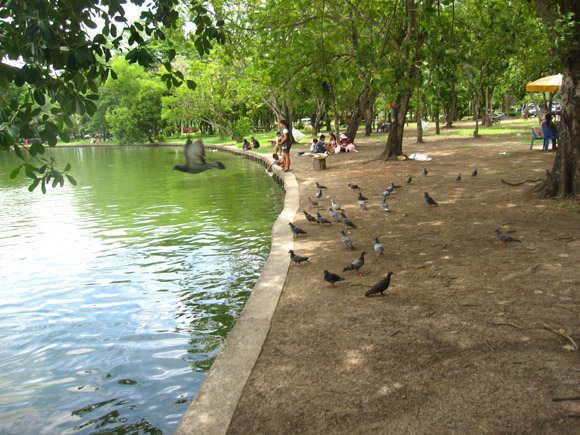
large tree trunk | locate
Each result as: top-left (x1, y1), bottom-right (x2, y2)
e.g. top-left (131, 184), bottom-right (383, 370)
top-left (535, 58), bottom-right (580, 197)
top-left (379, 92), bottom-right (412, 159)
top-left (445, 83), bottom-right (456, 127)
top-left (345, 86), bottom-right (373, 141)
top-left (364, 104), bottom-right (373, 136)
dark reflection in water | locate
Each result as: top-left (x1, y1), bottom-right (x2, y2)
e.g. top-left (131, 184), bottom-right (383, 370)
top-left (0, 146), bottom-right (283, 434)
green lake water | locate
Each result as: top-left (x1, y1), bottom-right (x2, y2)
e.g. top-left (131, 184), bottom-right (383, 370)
top-left (0, 146), bottom-right (284, 434)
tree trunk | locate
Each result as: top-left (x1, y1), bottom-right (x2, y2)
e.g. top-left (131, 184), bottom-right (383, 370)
top-left (345, 86), bottom-right (372, 141)
top-left (534, 56), bottom-right (580, 197)
top-left (364, 104), bottom-right (373, 136)
top-left (484, 86), bottom-right (492, 127)
top-left (435, 104), bottom-right (440, 135)
top-left (416, 81), bottom-right (423, 143)
top-left (445, 83), bottom-right (456, 127)
top-left (379, 92), bottom-right (412, 159)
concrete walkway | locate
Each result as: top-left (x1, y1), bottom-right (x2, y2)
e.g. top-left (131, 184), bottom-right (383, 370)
top-left (176, 147), bottom-right (298, 434)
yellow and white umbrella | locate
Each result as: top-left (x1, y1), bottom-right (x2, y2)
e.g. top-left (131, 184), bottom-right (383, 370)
top-left (526, 74), bottom-right (563, 92)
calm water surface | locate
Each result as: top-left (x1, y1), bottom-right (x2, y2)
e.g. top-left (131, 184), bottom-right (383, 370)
top-left (0, 146), bottom-right (283, 434)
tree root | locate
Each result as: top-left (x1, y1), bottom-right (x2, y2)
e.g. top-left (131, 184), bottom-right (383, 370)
top-left (501, 178), bottom-right (541, 186)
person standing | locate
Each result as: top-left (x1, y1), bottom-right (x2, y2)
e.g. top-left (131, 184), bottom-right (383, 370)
top-left (279, 120), bottom-right (292, 172)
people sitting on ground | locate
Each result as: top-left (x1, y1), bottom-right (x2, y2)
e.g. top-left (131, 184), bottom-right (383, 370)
top-left (266, 153), bottom-right (283, 174)
top-left (326, 132), bottom-right (338, 153)
top-left (340, 133), bottom-right (357, 152)
top-left (251, 136), bottom-right (260, 149)
top-left (310, 138), bottom-right (319, 153)
top-left (315, 135), bottom-right (327, 153)
top-left (242, 139), bottom-right (251, 150)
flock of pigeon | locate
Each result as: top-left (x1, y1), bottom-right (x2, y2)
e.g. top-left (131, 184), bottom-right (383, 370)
top-left (286, 167), bottom-right (522, 297)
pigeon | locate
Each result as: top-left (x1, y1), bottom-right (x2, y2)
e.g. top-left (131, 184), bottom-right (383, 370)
top-left (495, 228), bottom-right (521, 248)
top-left (340, 212), bottom-right (357, 229)
top-left (381, 198), bottom-right (390, 212)
top-left (423, 168), bottom-right (428, 176)
top-left (341, 230), bottom-right (354, 250)
top-left (303, 210), bottom-right (318, 224)
top-left (173, 137), bottom-right (226, 174)
top-left (289, 222), bottom-right (307, 238)
top-left (343, 251), bottom-right (366, 275)
top-left (331, 199), bottom-right (343, 211)
top-left (456, 174), bottom-right (462, 182)
top-left (314, 189), bottom-right (323, 199)
top-left (381, 188), bottom-right (392, 197)
top-left (329, 208), bottom-right (340, 222)
top-left (324, 270), bottom-right (345, 288)
top-left (406, 176), bottom-right (413, 184)
top-left (358, 199), bottom-right (368, 211)
top-left (471, 169), bottom-right (478, 177)
top-left (365, 272), bottom-right (393, 297)
top-left (316, 182), bottom-right (327, 190)
top-left (424, 192), bottom-right (438, 207)
top-left (374, 237), bottom-right (384, 257)
top-left (316, 212), bottom-right (331, 225)
top-left (289, 250), bottom-right (309, 266)
top-left (308, 197), bottom-right (319, 208)
top-left (390, 182), bottom-right (401, 189)
top-left (348, 183), bottom-right (360, 190)
top-left (545, 169), bottom-right (550, 178)
top-left (358, 192), bottom-right (369, 201)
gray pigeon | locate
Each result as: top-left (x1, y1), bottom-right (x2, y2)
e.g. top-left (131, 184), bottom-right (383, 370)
top-left (348, 183), bottom-right (360, 190)
top-left (374, 237), bottom-right (384, 257)
top-left (324, 270), bottom-right (345, 288)
top-left (545, 169), bottom-right (550, 178)
top-left (343, 251), bottom-right (366, 275)
top-left (308, 197), bottom-right (319, 208)
top-left (471, 169), bottom-right (478, 177)
top-left (289, 222), bottom-right (307, 238)
top-left (381, 188), bottom-right (392, 197)
top-left (331, 199), bottom-right (343, 211)
top-left (303, 210), bottom-right (318, 224)
top-left (358, 192), bottom-right (369, 201)
top-left (340, 212), bottom-right (357, 229)
top-left (381, 198), bottom-right (390, 212)
top-left (456, 174), bottom-right (462, 182)
top-left (406, 176), bottom-right (412, 184)
top-left (174, 137), bottom-right (225, 174)
top-left (423, 168), bottom-right (428, 176)
top-left (316, 182), bottom-right (327, 190)
top-left (341, 230), bottom-right (354, 250)
top-left (289, 250), bottom-right (309, 266)
top-left (316, 212), bottom-right (331, 225)
top-left (314, 189), bottom-right (323, 199)
top-left (358, 199), bottom-right (368, 210)
top-left (365, 272), bottom-right (393, 297)
top-left (329, 208), bottom-right (340, 222)
top-left (390, 182), bottom-right (401, 189)
top-left (495, 228), bottom-right (521, 248)
top-left (424, 192), bottom-right (438, 207)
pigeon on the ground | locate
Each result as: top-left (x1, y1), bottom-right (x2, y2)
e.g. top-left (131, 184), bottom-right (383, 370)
top-left (341, 230), bottom-right (354, 250)
top-left (424, 192), bottom-right (438, 207)
top-left (316, 212), bottom-right (331, 225)
top-left (289, 222), bottom-right (307, 238)
top-left (381, 188), bottom-right (392, 197)
top-left (314, 189), bottom-right (323, 199)
top-left (348, 183), bottom-right (360, 190)
top-left (390, 182), bottom-right (401, 189)
top-left (495, 228), bottom-right (521, 248)
top-left (365, 272), bottom-right (393, 297)
top-left (316, 182), bottom-right (327, 190)
top-left (545, 169), bottom-right (550, 178)
top-left (329, 208), bottom-right (340, 222)
top-left (374, 237), bottom-right (384, 257)
top-left (471, 169), bottom-right (478, 177)
top-left (456, 174), bottom-right (462, 182)
top-left (308, 197), bottom-right (318, 208)
top-left (303, 210), bottom-right (317, 224)
top-left (343, 251), bottom-right (366, 275)
top-left (289, 250), bottom-right (309, 266)
top-left (324, 270), bottom-right (345, 288)
top-left (423, 168), bottom-right (428, 176)
top-left (174, 137), bottom-right (225, 174)
top-left (358, 192), bottom-right (369, 201)
top-left (406, 176), bottom-right (413, 184)
top-left (340, 212), bottom-right (357, 229)
top-left (331, 199), bottom-right (343, 211)
top-left (358, 199), bottom-right (368, 210)
top-left (381, 198), bottom-right (390, 212)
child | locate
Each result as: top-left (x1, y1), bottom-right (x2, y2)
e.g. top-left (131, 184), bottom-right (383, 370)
top-left (266, 153), bottom-right (283, 175)
top-left (310, 138), bottom-right (319, 152)
top-left (242, 139), bottom-right (251, 150)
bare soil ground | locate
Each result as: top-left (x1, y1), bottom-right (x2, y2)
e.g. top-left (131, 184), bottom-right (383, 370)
top-left (227, 120), bottom-right (580, 434)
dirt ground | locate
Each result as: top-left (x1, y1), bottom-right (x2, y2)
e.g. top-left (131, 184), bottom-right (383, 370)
top-left (226, 120), bottom-right (580, 434)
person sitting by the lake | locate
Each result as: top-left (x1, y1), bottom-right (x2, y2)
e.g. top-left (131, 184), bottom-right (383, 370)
top-left (540, 113), bottom-right (558, 150)
top-left (251, 136), bottom-right (260, 149)
top-left (242, 139), bottom-right (251, 151)
top-left (265, 153), bottom-right (283, 174)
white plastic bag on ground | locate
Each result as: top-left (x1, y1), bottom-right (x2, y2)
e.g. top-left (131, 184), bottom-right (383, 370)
top-left (292, 128), bottom-right (306, 142)
top-left (408, 153), bottom-right (432, 161)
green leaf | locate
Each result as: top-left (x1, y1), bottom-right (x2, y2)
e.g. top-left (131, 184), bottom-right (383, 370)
top-left (64, 163), bottom-right (71, 171)
top-left (28, 178), bottom-right (41, 192)
top-left (34, 89), bottom-right (46, 106)
top-left (30, 141), bottom-right (45, 155)
top-left (13, 144), bottom-right (24, 160)
top-left (186, 80), bottom-right (197, 90)
top-left (66, 174), bottom-right (77, 186)
top-left (9, 166), bottom-right (21, 179)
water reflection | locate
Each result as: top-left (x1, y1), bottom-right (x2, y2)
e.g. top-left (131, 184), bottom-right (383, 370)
top-left (0, 146), bottom-right (283, 434)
